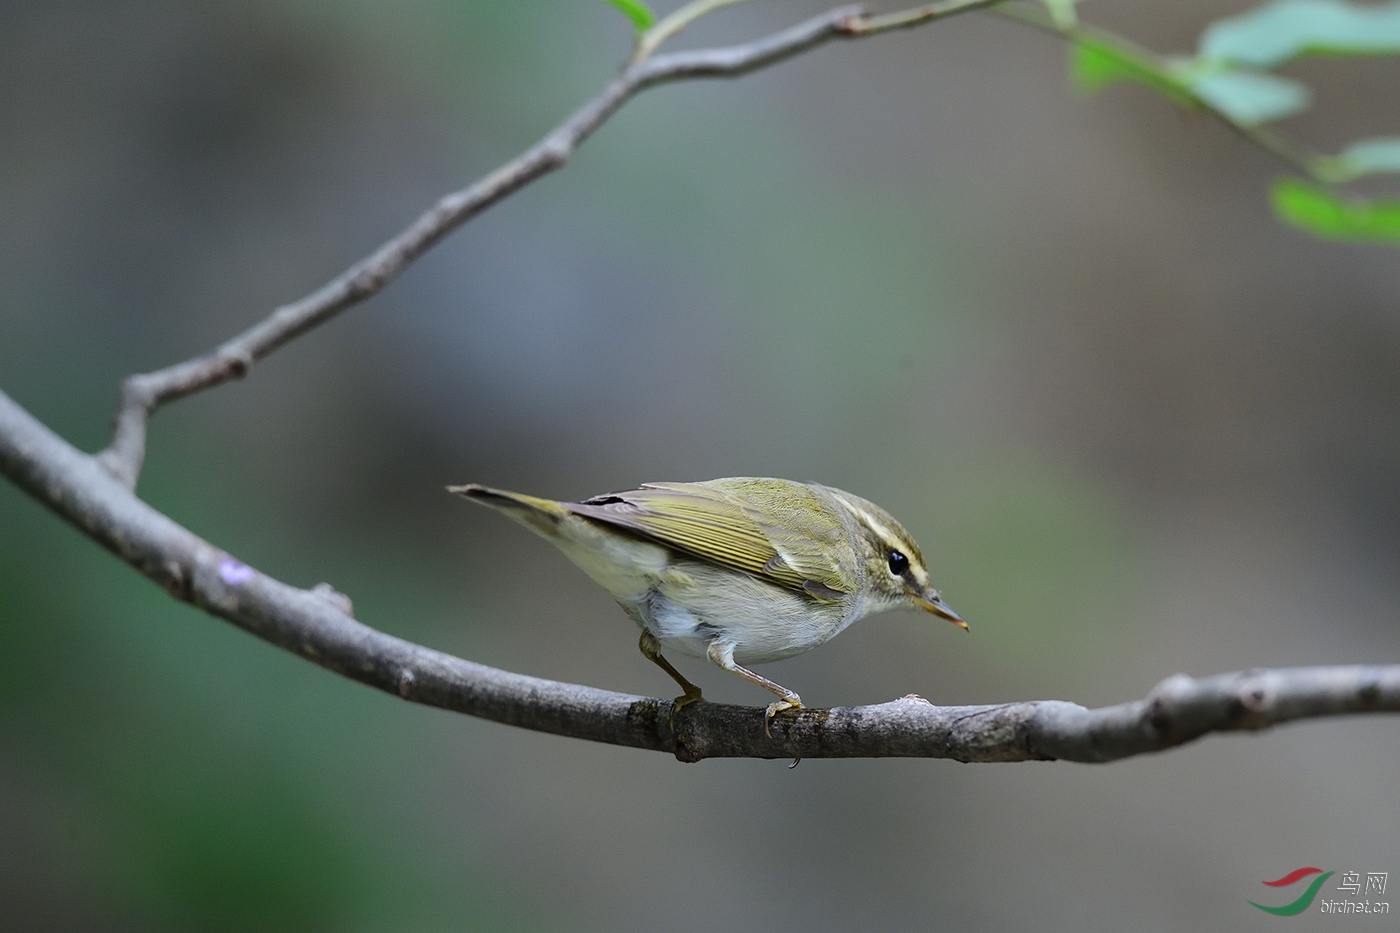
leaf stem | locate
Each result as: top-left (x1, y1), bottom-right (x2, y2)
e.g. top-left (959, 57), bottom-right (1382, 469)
top-left (992, 1), bottom-right (1325, 180)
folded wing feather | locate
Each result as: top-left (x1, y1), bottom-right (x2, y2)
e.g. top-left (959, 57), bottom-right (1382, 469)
top-left (564, 479), bottom-right (853, 600)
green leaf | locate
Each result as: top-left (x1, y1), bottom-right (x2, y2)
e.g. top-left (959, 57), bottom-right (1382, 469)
top-left (1071, 37), bottom-right (1196, 108)
top-left (1072, 35), bottom-right (1310, 126)
top-left (1326, 136), bottom-right (1400, 179)
top-left (604, 0), bottom-right (655, 33)
top-left (1040, 0), bottom-right (1079, 29)
top-left (1271, 178), bottom-right (1400, 241)
top-left (1200, 0), bottom-right (1400, 69)
top-left (1184, 69), bottom-right (1310, 125)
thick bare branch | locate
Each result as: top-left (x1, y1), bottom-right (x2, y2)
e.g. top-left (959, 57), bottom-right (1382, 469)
top-left (95, 0), bottom-right (1003, 489)
top-left (5, 389), bottom-right (1396, 763)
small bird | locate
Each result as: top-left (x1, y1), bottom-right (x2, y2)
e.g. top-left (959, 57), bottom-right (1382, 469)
top-left (449, 477), bottom-right (965, 733)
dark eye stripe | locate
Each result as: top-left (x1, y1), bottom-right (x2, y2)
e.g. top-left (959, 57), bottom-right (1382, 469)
top-left (887, 550), bottom-right (909, 575)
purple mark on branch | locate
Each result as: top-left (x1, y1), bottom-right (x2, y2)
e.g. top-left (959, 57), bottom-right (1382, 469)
top-left (218, 558), bottom-right (255, 586)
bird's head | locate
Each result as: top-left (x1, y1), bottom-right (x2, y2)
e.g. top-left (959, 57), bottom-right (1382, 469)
top-left (824, 488), bottom-right (966, 629)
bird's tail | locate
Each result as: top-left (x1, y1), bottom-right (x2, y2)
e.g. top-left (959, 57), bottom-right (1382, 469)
top-left (448, 483), bottom-right (572, 537)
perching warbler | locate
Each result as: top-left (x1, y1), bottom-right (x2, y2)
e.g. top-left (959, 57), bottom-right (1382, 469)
top-left (449, 477), bottom-right (965, 732)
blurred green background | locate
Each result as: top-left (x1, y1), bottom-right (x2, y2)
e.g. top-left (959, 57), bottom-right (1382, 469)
top-left (2, 1), bottom-right (1398, 930)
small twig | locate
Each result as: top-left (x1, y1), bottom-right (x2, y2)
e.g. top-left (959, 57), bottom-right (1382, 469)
top-left (3, 389), bottom-right (1397, 764)
top-left (633, 0), bottom-right (755, 65)
top-left (843, 0), bottom-right (1003, 35)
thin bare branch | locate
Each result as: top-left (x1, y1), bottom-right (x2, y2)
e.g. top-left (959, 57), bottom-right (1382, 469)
top-left (93, 0), bottom-right (1332, 492)
top-left (99, 1), bottom-right (1013, 490)
top-left (5, 389), bottom-right (1397, 763)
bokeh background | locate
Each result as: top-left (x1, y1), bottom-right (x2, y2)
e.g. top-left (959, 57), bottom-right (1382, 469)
top-left (2, 1), bottom-right (1398, 930)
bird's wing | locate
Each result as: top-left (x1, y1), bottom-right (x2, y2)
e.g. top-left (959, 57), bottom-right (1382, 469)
top-left (563, 480), bottom-right (852, 599)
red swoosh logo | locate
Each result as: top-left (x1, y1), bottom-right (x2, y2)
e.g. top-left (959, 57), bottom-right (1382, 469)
top-left (1263, 867), bottom-right (1324, 887)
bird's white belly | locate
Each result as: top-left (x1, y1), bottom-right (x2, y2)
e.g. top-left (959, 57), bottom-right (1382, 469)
top-left (624, 558), bottom-right (856, 665)
top-left (549, 524), bottom-right (859, 665)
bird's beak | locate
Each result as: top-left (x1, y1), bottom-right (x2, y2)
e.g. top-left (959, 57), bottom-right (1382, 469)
top-left (912, 590), bottom-right (968, 630)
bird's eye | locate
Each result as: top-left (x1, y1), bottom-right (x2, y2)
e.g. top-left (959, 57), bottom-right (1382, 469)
top-left (887, 550), bottom-right (909, 575)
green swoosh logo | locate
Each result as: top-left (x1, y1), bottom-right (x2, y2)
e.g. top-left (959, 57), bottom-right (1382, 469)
top-left (1248, 871), bottom-right (1334, 915)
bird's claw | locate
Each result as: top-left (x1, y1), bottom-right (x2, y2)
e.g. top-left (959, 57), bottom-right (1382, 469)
top-left (763, 694), bottom-right (803, 738)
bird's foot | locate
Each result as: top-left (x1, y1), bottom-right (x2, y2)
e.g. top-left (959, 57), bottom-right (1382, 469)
top-left (669, 686), bottom-right (704, 729)
top-left (763, 693), bottom-right (803, 738)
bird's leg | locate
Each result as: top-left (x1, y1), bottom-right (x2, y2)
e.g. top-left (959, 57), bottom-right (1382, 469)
top-left (705, 642), bottom-right (802, 738)
top-left (639, 631), bottom-right (704, 725)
